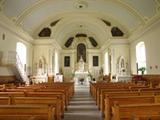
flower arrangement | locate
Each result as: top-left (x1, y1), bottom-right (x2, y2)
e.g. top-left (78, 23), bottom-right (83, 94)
top-left (138, 67), bottom-right (146, 75)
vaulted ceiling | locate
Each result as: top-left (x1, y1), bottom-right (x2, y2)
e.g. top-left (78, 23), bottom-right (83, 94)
top-left (0, 0), bottom-right (160, 47)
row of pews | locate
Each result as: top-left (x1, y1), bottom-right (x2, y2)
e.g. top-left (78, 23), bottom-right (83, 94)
top-left (0, 82), bottom-right (74, 120)
top-left (90, 81), bottom-right (160, 120)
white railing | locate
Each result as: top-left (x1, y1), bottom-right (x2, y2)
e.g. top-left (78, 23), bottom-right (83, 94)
top-left (16, 53), bottom-right (29, 85)
top-left (2, 51), bottom-right (29, 85)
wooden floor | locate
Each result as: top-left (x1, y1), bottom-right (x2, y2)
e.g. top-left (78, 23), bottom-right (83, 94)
top-left (62, 84), bottom-right (102, 120)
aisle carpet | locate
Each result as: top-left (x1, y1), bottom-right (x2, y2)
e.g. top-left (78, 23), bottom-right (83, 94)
top-left (62, 84), bottom-right (102, 120)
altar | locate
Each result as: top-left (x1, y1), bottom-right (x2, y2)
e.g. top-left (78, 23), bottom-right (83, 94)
top-left (74, 71), bottom-right (90, 85)
top-left (74, 56), bottom-right (91, 85)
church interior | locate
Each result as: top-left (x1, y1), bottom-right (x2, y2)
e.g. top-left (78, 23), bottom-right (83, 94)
top-left (0, 0), bottom-right (160, 120)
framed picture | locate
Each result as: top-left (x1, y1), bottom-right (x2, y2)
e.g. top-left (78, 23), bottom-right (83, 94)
top-left (93, 56), bottom-right (99, 66)
top-left (64, 56), bottom-right (70, 67)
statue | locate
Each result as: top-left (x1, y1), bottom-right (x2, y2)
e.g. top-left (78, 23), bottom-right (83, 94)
top-left (78, 56), bottom-right (85, 72)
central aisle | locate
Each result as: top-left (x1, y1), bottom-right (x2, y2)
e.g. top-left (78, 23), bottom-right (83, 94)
top-left (63, 84), bottom-right (102, 120)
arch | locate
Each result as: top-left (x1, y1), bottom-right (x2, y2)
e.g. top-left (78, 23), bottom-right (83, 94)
top-left (77, 43), bottom-right (86, 62)
top-left (117, 56), bottom-right (128, 75)
top-left (136, 41), bottom-right (146, 74)
top-left (16, 42), bottom-right (27, 69)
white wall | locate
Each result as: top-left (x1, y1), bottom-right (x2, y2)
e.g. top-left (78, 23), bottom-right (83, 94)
top-left (60, 49), bottom-right (75, 78)
top-left (130, 20), bottom-right (160, 74)
top-left (0, 66), bottom-right (14, 75)
top-left (105, 39), bottom-right (130, 76)
top-left (33, 39), bottom-right (56, 75)
top-left (88, 49), bottom-right (101, 80)
top-left (0, 16), bottom-right (33, 75)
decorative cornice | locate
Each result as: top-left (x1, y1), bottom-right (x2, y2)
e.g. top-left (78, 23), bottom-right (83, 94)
top-left (33, 38), bottom-right (62, 50)
top-left (100, 38), bottom-right (129, 53)
top-left (15, 0), bottom-right (46, 25)
top-left (33, 39), bottom-right (53, 45)
top-left (129, 12), bottom-right (160, 43)
top-left (0, 13), bottom-right (34, 44)
top-left (100, 39), bottom-right (111, 52)
top-left (116, 0), bottom-right (145, 23)
top-left (0, 0), bottom-right (5, 11)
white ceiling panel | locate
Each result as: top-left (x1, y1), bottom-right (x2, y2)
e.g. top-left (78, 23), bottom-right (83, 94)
top-left (123, 0), bottom-right (157, 18)
top-left (1, 0), bottom-right (159, 47)
top-left (3, 0), bottom-right (39, 18)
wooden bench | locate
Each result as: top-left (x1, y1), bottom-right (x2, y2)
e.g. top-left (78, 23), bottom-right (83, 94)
top-left (132, 74), bottom-right (160, 87)
top-left (26, 91), bottom-right (66, 113)
top-left (0, 92), bottom-right (25, 97)
top-left (6, 88), bottom-right (68, 109)
top-left (0, 75), bottom-right (16, 84)
top-left (104, 95), bottom-right (160, 120)
top-left (0, 91), bottom-right (65, 118)
top-left (0, 82), bottom-right (74, 120)
top-left (0, 104), bottom-right (55, 120)
top-left (98, 87), bottom-right (160, 115)
top-left (0, 96), bottom-right (62, 120)
top-left (112, 103), bottom-right (160, 120)
top-left (101, 90), bottom-right (160, 117)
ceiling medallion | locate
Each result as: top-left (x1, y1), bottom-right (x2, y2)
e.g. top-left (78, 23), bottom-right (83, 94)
top-left (74, 0), bottom-right (88, 9)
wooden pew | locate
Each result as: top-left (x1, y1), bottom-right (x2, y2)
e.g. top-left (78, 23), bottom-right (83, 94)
top-left (13, 82), bottom-right (74, 106)
top-left (104, 95), bottom-right (160, 120)
top-left (101, 91), bottom-right (142, 117)
top-left (101, 89), bottom-right (160, 117)
top-left (0, 82), bottom-right (74, 120)
top-left (25, 82), bottom-right (74, 98)
top-left (96, 84), bottom-right (148, 106)
top-left (90, 82), bottom-right (142, 102)
top-left (0, 92), bottom-right (25, 97)
top-left (100, 91), bottom-right (160, 117)
top-left (132, 74), bottom-right (160, 88)
top-left (0, 96), bottom-right (62, 120)
top-left (0, 104), bottom-right (55, 120)
top-left (111, 103), bottom-right (160, 120)
top-left (0, 75), bottom-right (16, 84)
top-left (97, 88), bottom-right (139, 109)
top-left (11, 97), bottom-right (62, 120)
top-left (26, 91), bottom-right (66, 113)
top-left (6, 88), bottom-right (68, 110)
top-left (0, 91), bottom-right (65, 118)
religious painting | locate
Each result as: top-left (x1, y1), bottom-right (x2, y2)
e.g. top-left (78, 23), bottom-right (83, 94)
top-left (77, 43), bottom-right (86, 62)
top-left (64, 56), bottom-right (70, 67)
top-left (93, 56), bottom-right (99, 66)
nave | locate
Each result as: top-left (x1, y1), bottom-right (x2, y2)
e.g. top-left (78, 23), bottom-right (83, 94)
top-left (63, 84), bottom-right (102, 120)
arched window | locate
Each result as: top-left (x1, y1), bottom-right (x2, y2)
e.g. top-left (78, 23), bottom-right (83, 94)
top-left (16, 42), bottom-right (27, 69)
top-left (136, 42), bottom-right (146, 74)
top-left (77, 43), bottom-right (86, 62)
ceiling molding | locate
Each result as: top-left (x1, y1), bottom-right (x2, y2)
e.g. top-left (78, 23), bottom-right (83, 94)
top-left (0, 0), bottom-right (5, 12)
top-left (15, 0), bottom-right (47, 25)
top-left (129, 13), bottom-right (160, 43)
top-left (116, 0), bottom-right (146, 23)
top-left (34, 38), bottom-right (62, 50)
top-left (13, 0), bottom-right (141, 35)
top-left (31, 11), bottom-right (129, 38)
top-left (2, 0), bottom-right (158, 47)
top-left (51, 15), bottom-right (109, 47)
top-left (0, 13), bottom-right (33, 43)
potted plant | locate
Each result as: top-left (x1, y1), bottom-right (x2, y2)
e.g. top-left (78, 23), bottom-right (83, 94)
top-left (138, 67), bottom-right (146, 75)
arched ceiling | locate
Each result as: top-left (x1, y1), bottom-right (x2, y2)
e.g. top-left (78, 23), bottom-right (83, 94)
top-left (1, 0), bottom-right (160, 47)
